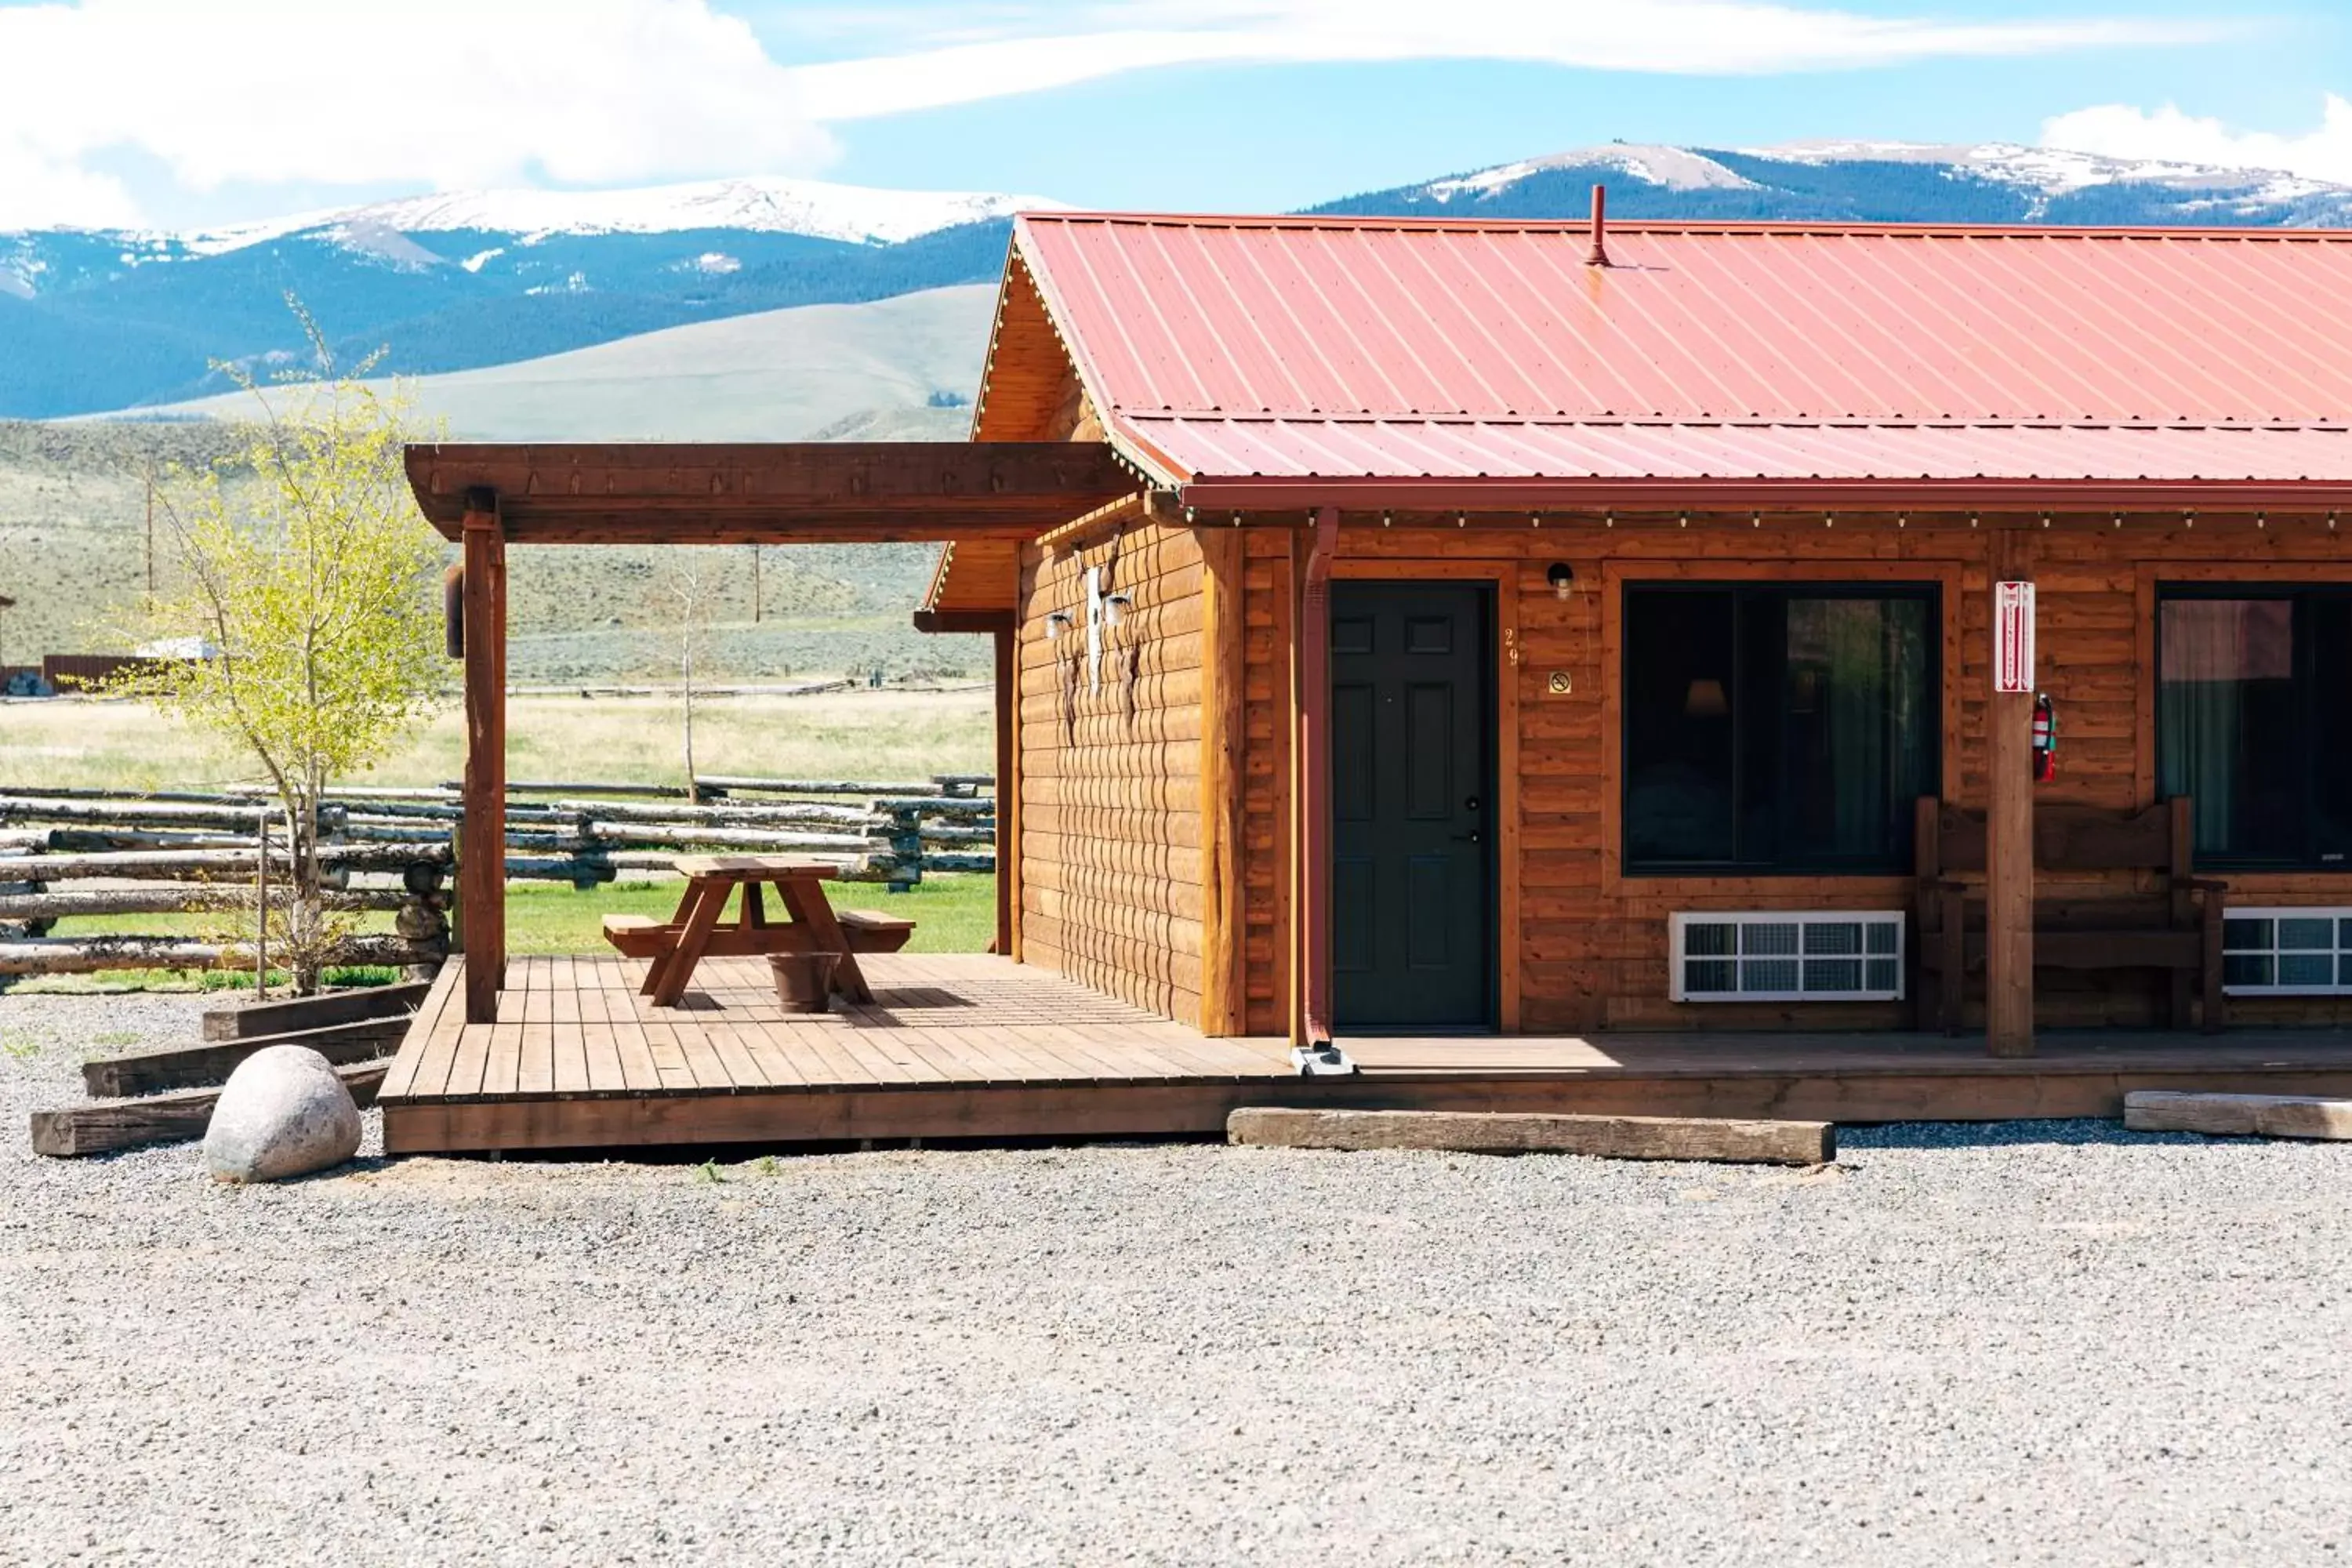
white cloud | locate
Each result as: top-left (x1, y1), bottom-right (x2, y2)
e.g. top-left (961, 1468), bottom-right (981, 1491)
top-left (0, 0), bottom-right (2236, 230)
top-left (0, 0), bottom-right (833, 229)
top-left (788, 0), bottom-right (2227, 120)
top-left (2042, 96), bottom-right (2352, 183)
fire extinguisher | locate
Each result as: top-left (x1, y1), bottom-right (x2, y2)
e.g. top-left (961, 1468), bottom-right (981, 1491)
top-left (2032, 693), bottom-right (2058, 782)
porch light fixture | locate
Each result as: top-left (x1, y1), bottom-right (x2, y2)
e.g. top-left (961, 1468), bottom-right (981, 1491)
top-left (1046, 610), bottom-right (1074, 640)
top-left (1547, 563), bottom-right (1575, 601)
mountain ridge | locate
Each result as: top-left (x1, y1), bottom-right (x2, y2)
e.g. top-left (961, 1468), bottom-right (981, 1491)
top-left (16, 140), bottom-right (2352, 423)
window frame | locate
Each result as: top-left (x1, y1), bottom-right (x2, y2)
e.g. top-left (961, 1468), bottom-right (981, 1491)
top-left (1619, 579), bottom-right (1944, 878)
top-left (2155, 581), bottom-right (2352, 873)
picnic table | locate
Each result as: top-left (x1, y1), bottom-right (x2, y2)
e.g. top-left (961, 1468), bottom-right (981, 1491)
top-left (604, 854), bottom-right (909, 1007)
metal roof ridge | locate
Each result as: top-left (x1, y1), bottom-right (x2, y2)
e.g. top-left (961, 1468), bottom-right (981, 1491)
top-left (1014, 211), bottom-right (2352, 243)
top-left (1119, 412), bottom-right (2352, 432)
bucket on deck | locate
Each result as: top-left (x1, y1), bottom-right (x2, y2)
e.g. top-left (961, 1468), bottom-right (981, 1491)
top-left (768, 951), bottom-right (840, 1013)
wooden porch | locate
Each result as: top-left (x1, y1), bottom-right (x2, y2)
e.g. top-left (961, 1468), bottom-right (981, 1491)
top-left (377, 954), bottom-right (2352, 1152)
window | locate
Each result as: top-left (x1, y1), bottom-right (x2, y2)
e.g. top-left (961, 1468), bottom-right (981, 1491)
top-left (2158, 588), bottom-right (2352, 868)
top-left (1623, 584), bottom-right (1937, 873)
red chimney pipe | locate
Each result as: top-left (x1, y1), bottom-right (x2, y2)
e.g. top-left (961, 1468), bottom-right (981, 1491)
top-left (1587, 182), bottom-right (1609, 267)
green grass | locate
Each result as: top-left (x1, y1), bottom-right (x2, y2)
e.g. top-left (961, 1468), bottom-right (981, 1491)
top-left (500, 873), bottom-right (994, 955)
top-left (14, 874), bottom-right (996, 993)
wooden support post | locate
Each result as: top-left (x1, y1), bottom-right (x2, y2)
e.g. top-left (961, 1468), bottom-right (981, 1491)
top-left (459, 488), bottom-right (506, 1024)
top-left (993, 622), bottom-right (1015, 960)
top-left (1293, 506), bottom-right (1338, 1050)
top-left (1986, 532), bottom-right (2034, 1058)
top-left (1197, 527), bottom-right (1247, 1036)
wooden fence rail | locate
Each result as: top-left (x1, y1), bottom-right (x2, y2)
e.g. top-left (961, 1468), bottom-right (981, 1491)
top-left (0, 776), bottom-right (994, 978)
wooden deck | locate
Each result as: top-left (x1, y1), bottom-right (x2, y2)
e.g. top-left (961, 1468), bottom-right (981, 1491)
top-left (377, 955), bottom-right (2352, 1153)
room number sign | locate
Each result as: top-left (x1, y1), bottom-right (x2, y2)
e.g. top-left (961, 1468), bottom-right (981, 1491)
top-left (1993, 580), bottom-right (2035, 693)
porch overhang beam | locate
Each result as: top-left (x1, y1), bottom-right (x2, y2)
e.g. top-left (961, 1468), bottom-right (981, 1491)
top-left (911, 610), bottom-right (1016, 633)
top-left (404, 441), bottom-right (1140, 544)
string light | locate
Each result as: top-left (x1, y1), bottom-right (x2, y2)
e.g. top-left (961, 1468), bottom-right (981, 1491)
top-left (1824, 512), bottom-right (1835, 529)
top-left (2040, 512), bottom-right (2051, 529)
top-left (1381, 510), bottom-right (1392, 528)
top-left (1751, 511), bottom-right (1762, 528)
top-left (1604, 510), bottom-right (1615, 529)
top-left (2258, 510), bottom-right (2267, 529)
top-left (1678, 511), bottom-right (1689, 528)
top-left (1457, 513), bottom-right (1468, 528)
top-left (1969, 513), bottom-right (1980, 528)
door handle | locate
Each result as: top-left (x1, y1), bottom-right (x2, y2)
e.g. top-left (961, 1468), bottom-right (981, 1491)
top-left (1452, 829), bottom-right (1482, 844)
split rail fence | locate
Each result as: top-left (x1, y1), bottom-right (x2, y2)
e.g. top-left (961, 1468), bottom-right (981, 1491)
top-left (0, 776), bottom-right (994, 980)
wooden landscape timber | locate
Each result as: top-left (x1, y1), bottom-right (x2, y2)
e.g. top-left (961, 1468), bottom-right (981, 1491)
top-left (82, 1014), bottom-right (415, 1098)
top-left (200, 978), bottom-right (433, 1040)
top-left (29, 1061), bottom-right (389, 1159)
top-left (2123, 1090), bottom-right (2352, 1139)
top-left (1225, 1107), bottom-right (1836, 1164)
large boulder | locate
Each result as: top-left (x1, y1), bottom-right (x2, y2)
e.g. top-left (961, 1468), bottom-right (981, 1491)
top-left (204, 1045), bottom-right (361, 1183)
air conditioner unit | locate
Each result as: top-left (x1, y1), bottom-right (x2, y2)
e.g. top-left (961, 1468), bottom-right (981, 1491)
top-left (1669, 912), bottom-right (1905, 1003)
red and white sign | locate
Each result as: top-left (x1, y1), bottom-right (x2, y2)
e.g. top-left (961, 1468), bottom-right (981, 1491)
top-left (1994, 580), bottom-right (2035, 693)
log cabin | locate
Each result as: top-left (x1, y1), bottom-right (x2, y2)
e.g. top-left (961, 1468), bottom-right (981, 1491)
top-left (913, 203), bottom-right (2352, 1062)
top-left (387, 197), bottom-right (2352, 1154)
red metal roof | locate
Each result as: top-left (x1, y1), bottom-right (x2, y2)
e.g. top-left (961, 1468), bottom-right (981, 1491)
top-left (1007, 212), bottom-right (2352, 499)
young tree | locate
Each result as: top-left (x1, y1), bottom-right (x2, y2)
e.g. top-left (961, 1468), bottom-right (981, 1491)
top-left (132, 303), bottom-right (446, 990)
top-left (664, 552), bottom-right (719, 802)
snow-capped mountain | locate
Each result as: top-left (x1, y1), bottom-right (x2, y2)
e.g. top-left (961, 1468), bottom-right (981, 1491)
top-left (13, 143), bottom-right (2352, 423)
top-left (161, 174), bottom-right (1062, 256)
top-left (1317, 140), bottom-right (2352, 227)
top-left (0, 175), bottom-right (1062, 419)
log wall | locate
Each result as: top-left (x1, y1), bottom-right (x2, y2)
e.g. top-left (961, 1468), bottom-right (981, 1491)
top-left (1227, 516), bottom-right (2352, 1034)
top-left (1014, 521), bottom-right (1207, 1021)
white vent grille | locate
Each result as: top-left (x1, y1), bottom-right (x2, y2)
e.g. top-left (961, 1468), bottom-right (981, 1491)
top-left (2222, 908), bottom-right (2352, 996)
top-left (1670, 912), bottom-right (1905, 1003)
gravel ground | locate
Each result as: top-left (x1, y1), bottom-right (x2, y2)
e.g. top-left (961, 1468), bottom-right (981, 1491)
top-left (5, 993), bottom-right (2352, 1566)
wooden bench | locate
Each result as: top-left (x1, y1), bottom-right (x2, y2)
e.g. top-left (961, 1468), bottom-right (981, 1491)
top-left (600, 908), bottom-right (914, 960)
top-left (1915, 795), bottom-right (2227, 1033)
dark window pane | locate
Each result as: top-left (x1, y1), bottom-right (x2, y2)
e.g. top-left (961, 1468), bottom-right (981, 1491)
top-left (2160, 598), bottom-right (2299, 860)
top-left (1780, 597), bottom-right (1932, 866)
top-left (2314, 599), bottom-right (2352, 867)
top-left (1625, 591), bottom-right (1737, 863)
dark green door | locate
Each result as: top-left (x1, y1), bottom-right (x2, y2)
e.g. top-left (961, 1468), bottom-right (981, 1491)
top-left (1330, 582), bottom-right (1495, 1030)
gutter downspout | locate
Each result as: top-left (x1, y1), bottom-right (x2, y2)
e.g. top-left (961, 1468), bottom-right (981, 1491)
top-left (1293, 503), bottom-right (1353, 1076)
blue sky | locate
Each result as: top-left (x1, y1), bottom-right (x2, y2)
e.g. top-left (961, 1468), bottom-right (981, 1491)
top-left (0, 0), bottom-right (2347, 228)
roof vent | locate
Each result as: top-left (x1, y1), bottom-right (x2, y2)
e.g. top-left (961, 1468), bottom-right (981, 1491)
top-left (1587, 183), bottom-right (1609, 268)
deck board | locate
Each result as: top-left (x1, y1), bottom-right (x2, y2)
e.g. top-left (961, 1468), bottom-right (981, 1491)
top-left (378, 953), bottom-right (2352, 1153)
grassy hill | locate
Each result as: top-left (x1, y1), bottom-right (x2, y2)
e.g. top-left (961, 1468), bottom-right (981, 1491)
top-left (90, 283), bottom-right (996, 441)
top-left (0, 285), bottom-right (1010, 680)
